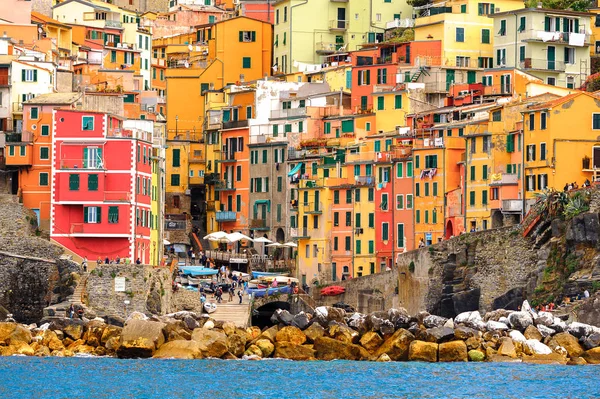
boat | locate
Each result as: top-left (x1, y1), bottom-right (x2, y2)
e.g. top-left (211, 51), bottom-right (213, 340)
top-left (320, 286), bottom-right (346, 296)
top-left (251, 271), bottom-right (290, 278)
top-left (187, 276), bottom-right (202, 286)
top-left (247, 285), bottom-right (292, 298)
top-left (179, 266), bottom-right (219, 277)
top-left (204, 302), bottom-right (217, 314)
top-left (260, 276), bottom-right (299, 285)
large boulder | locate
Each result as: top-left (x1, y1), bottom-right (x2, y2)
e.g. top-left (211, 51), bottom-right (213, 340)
top-left (9, 325), bottom-right (32, 345)
top-left (523, 325), bottom-right (543, 342)
top-left (583, 332), bottom-right (600, 350)
top-left (329, 323), bottom-right (359, 344)
top-left (303, 323), bottom-right (325, 343)
top-left (347, 313), bottom-right (368, 333)
top-left (537, 325), bottom-right (556, 338)
top-left (522, 353), bottom-right (568, 365)
top-left (497, 337), bottom-right (517, 358)
top-left (256, 325), bottom-right (279, 343)
top-left (244, 345), bottom-right (263, 358)
top-left (387, 308), bottom-right (412, 329)
top-left (568, 322), bottom-right (596, 339)
top-left (291, 312), bottom-right (311, 330)
top-left (84, 320), bottom-right (106, 347)
top-left (314, 307), bottom-right (345, 327)
top-left (226, 333), bottom-right (246, 357)
top-left (271, 309), bottom-right (294, 326)
top-left (163, 320), bottom-right (191, 342)
top-left (117, 320), bottom-right (166, 358)
top-left (275, 326), bottom-right (306, 345)
top-left (468, 349), bottom-right (485, 361)
top-left (313, 336), bottom-right (371, 361)
top-left (438, 340), bottom-right (467, 362)
top-left (359, 331), bottom-right (383, 353)
top-left (423, 315), bottom-right (448, 329)
top-left (453, 326), bottom-right (477, 340)
top-left (582, 347), bottom-right (600, 364)
top-left (408, 340), bottom-right (438, 362)
top-left (373, 328), bottom-right (414, 361)
top-left (417, 327), bottom-right (455, 343)
top-left (101, 325), bottom-right (122, 345)
top-left (523, 339), bottom-right (552, 356)
top-left (191, 328), bottom-right (228, 358)
top-left (454, 311), bottom-right (484, 330)
top-left (255, 339), bottom-right (275, 357)
top-left (507, 312), bottom-right (533, 331)
top-left (553, 332), bottom-right (584, 358)
top-left (0, 322), bottom-right (17, 343)
top-left (153, 340), bottom-right (204, 359)
top-left (366, 312), bottom-right (395, 335)
top-left (274, 342), bottom-right (315, 361)
top-left (534, 312), bottom-right (554, 327)
top-left (486, 321), bottom-right (509, 332)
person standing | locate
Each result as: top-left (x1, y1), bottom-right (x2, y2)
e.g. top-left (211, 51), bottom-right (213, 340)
top-left (191, 251), bottom-right (196, 265)
top-left (238, 289), bottom-right (243, 304)
top-left (81, 257), bottom-right (88, 273)
top-left (228, 287), bottom-right (234, 302)
top-left (69, 304), bottom-right (75, 319)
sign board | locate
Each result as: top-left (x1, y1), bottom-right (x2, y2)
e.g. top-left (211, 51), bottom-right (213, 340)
top-left (230, 258), bottom-right (248, 264)
top-left (114, 277), bottom-right (126, 292)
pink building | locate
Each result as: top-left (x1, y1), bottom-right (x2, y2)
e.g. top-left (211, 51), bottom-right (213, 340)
top-left (51, 109), bottom-right (153, 263)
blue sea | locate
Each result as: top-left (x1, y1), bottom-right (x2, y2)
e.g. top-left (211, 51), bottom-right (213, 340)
top-left (0, 357), bottom-right (598, 399)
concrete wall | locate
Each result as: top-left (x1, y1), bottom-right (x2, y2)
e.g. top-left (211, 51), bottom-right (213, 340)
top-left (86, 264), bottom-right (172, 318)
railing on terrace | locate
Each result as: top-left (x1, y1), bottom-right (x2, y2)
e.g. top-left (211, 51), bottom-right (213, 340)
top-left (519, 58), bottom-right (566, 72)
top-left (385, 18), bottom-right (414, 29)
top-left (108, 128), bottom-right (152, 142)
top-left (12, 102), bottom-right (23, 112)
top-left (329, 20), bottom-right (349, 30)
top-left (490, 174), bottom-right (518, 186)
top-left (291, 227), bottom-right (311, 238)
top-left (59, 158), bottom-right (105, 169)
top-left (316, 42), bottom-right (342, 53)
top-left (104, 191), bottom-right (131, 202)
top-left (249, 219), bottom-right (269, 230)
top-left (270, 107), bottom-right (307, 119)
top-left (105, 20), bottom-right (123, 28)
top-left (301, 202), bottom-right (322, 213)
top-left (413, 137), bottom-right (445, 149)
top-left (222, 119), bottom-right (249, 129)
top-left (216, 210), bottom-right (236, 222)
top-left (151, 58), bottom-right (166, 67)
top-left (214, 180), bottom-right (235, 190)
top-left (354, 176), bottom-right (375, 186)
top-left (518, 29), bottom-right (590, 45)
top-left (502, 199), bottom-right (522, 213)
top-left (4, 131), bottom-right (33, 143)
top-left (167, 130), bottom-right (203, 142)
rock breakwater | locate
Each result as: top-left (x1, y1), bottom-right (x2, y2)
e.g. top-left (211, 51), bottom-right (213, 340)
top-left (1, 300), bottom-right (600, 364)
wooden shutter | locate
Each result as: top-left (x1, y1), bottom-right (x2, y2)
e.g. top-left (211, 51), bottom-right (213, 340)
top-left (83, 148), bottom-right (88, 168)
top-left (33, 70), bottom-right (37, 82)
top-left (83, 207), bottom-right (88, 223)
top-left (96, 207), bottom-right (101, 223)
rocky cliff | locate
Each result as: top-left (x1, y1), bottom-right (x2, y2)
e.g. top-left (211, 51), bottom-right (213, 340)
top-left (0, 195), bottom-right (78, 323)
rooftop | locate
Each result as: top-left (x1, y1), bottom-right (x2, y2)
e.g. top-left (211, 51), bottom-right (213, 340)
top-left (25, 92), bottom-right (82, 105)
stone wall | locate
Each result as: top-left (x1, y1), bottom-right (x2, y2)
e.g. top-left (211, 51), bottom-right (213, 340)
top-left (0, 195), bottom-right (78, 323)
top-left (86, 264), bottom-right (172, 318)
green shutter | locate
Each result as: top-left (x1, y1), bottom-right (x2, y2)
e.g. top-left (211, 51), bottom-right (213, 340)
top-left (88, 174), bottom-right (98, 191)
top-left (83, 207), bottom-right (88, 223)
top-left (21, 70), bottom-right (25, 81)
top-left (252, 31), bottom-right (256, 42)
top-left (341, 120), bottom-right (353, 133)
top-left (239, 31), bottom-right (243, 41)
top-left (377, 96), bottom-right (384, 110)
top-left (172, 149), bottom-right (180, 167)
top-left (83, 148), bottom-right (88, 168)
top-left (96, 207), bottom-right (101, 222)
top-left (69, 174), bottom-right (79, 190)
top-left (545, 16), bottom-right (551, 32)
top-left (33, 70), bottom-right (37, 82)
top-left (394, 95), bottom-right (402, 109)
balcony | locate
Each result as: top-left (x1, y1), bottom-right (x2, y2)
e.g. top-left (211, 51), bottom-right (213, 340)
top-left (59, 158), bottom-right (105, 170)
top-left (354, 176), bottom-right (375, 187)
top-left (519, 29), bottom-right (590, 46)
top-left (216, 211), bottom-right (237, 222)
top-left (519, 58), bottom-right (566, 72)
top-left (301, 202), bottom-right (322, 214)
top-left (329, 20), bottom-right (349, 31)
top-left (189, 150), bottom-right (205, 163)
top-left (222, 120), bottom-right (249, 130)
top-left (490, 174), bottom-right (518, 186)
top-left (502, 199), bottom-right (522, 213)
top-left (386, 18), bottom-right (414, 29)
top-left (290, 199), bottom-right (299, 211)
top-left (214, 180), bottom-right (236, 191)
top-left (249, 219), bottom-right (270, 231)
top-left (219, 150), bottom-right (236, 163)
top-left (271, 107), bottom-right (307, 119)
top-left (4, 131), bottom-right (32, 143)
top-left (189, 176), bottom-right (205, 185)
top-left (290, 227), bottom-right (311, 239)
top-left (316, 42), bottom-right (342, 55)
top-left (105, 20), bottom-right (123, 28)
top-left (12, 102), bottom-right (23, 113)
top-left (104, 191), bottom-right (131, 202)
top-left (70, 223), bottom-right (129, 236)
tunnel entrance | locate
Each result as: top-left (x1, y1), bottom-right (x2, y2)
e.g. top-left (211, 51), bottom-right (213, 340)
top-left (252, 301), bottom-right (290, 329)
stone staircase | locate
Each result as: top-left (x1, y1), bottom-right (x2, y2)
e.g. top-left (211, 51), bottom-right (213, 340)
top-left (43, 272), bottom-right (89, 318)
top-left (207, 296), bottom-right (251, 328)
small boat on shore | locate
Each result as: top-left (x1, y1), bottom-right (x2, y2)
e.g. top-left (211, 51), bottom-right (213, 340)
top-left (247, 285), bottom-right (292, 298)
top-left (320, 286), bottom-right (346, 296)
top-left (179, 266), bottom-right (219, 277)
top-left (251, 271), bottom-right (290, 278)
top-left (187, 277), bottom-right (202, 286)
top-left (204, 302), bottom-right (217, 314)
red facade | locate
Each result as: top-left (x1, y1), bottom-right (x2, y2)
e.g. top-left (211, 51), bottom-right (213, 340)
top-left (51, 109), bottom-right (152, 263)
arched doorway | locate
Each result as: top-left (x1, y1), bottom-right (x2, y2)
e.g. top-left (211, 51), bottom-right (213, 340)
top-left (252, 301), bottom-right (290, 329)
top-left (275, 227), bottom-right (285, 243)
top-left (445, 220), bottom-right (454, 239)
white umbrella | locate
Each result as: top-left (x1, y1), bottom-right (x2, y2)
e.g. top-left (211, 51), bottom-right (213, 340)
top-left (253, 237), bottom-right (273, 243)
top-left (225, 232), bottom-right (254, 243)
top-left (282, 241), bottom-right (298, 248)
top-left (163, 239), bottom-right (171, 245)
top-left (265, 242), bottom-right (283, 247)
top-left (204, 231), bottom-right (228, 240)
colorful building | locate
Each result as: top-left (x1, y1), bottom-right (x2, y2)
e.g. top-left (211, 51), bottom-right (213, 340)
top-left (50, 109), bottom-right (153, 263)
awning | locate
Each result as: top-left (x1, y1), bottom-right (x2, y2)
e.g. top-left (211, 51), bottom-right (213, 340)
top-left (288, 163), bottom-right (303, 176)
top-left (254, 199), bottom-right (271, 213)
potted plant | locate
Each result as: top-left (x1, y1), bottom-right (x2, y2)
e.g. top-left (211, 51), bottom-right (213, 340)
top-left (583, 155), bottom-right (591, 170)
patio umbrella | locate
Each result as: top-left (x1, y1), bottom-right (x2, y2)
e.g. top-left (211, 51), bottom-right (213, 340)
top-left (282, 241), bottom-right (298, 248)
top-left (204, 231), bottom-right (228, 241)
top-left (253, 237), bottom-right (273, 243)
top-left (265, 242), bottom-right (283, 247)
top-left (163, 239), bottom-right (171, 245)
top-left (225, 232), bottom-right (254, 243)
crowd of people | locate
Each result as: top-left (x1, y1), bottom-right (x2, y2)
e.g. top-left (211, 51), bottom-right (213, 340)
top-left (564, 180), bottom-right (592, 192)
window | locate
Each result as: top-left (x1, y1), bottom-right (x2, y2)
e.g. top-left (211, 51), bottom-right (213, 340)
top-left (381, 193), bottom-right (388, 210)
top-left (345, 236), bottom-right (351, 251)
top-left (382, 222), bottom-right (389, 241)
top-left (108, 206), bottom-right (119, 223)
top-left (358, 70), bottom-right (370, 86)
top-left (277, 176), bottom-right (282, 192)
top-left (377, 96), bottom-right (384, 110)
top-left (334, 190), bottom-right (340, 204)
top-left (483, 165), bottom-right (488, 180)
top-left (538, 174), bottom-right (548, 190)
top-left (22, 69), bottom-right (37, 82)
top-left (407, 161), bottom-right (413, 177)
top-left (416, 210), bottom-right (420, 223)
top-left (171, 174), bottom-right (180, 186)
top-left (355, 188), bottom-right (361, 202)
top-left (284, 6), bottom-right (287, 21)
top-left (425, 182), bottom-right (430, 196)
top-left (368, 213), bottom-right (374, 228)
top-left (541, 112), bottom-right (547, 130)
top-left (88, 174), bottom-right (98, 191)
top-left (469, 191), bottom-right (475, 206)
top-left (540, 143), bottom-right (547, 161)
top-left (396, 194), bottom-right (404, 209)
top-left (491, 187), bottom-right (499, 200)
top-left (39, 147), bottom-right (49, 160)
top-left (346, 189), bottom-right (352, 204)
top-left (30, 107), bottom-right (38, 120)
top-left (482, 136), bottom-right (491, 153)
top-left (470, 166), bottom-right (476, 181)
top-left (478, 3), bottom-right (495, 15)
top-left (594, 114), bottom-right (600, 130)
top-left (529, 113), bottom-right (535, 130)
top-left (69, 174), bottom-right (79, 190)
top-left (239, 31), bottom-right (256, 42)
top-left (345, 211), bottom-right (351, 226)
top-left (82, 116), bottom-right (94, 130)
top-left (242, 57), bottom-right (251, 69)
top-left (355, 213), bottom-right (361, 228)
top-left (482, 29), bottom-right (490, 44)
top-left (496, 48), bottom-right (506, 66)
top-left (84, 206), bottom-right (101, 223)
top-left (492, 110), bottom-right (501, 122)
top-left (499, 19), bottom-right (506, 36)
top-left (368, 241), bottom-right (374, 254)
top-left (376, 68), bottom-right (387, 84)
top-left (172, 149), bottom-right (180, 167)
top-left (425, 155), bottom-right (437, 168)
top-left (526, 144), bottom-right (536, 161)
top-left (39, 172), bottom-right (48, 186)
top-left (547, 77), bottom-right (556, 86)
top-left (456, 27), bottom-right (465, 42)
top-left (518, 16), bottom-right (526, 32)
top-left (334, 212), bottom-right (339, 226)
top-left (526, 175), bottom-right (536, 191)
top-left (461, 4), bottom-right (467, 12)
top-left (564, 47), bottom-right (575, 65)
top-left (394, 95), bottom-right (402, 109)
top-left (433, 182), bottom-right (438, 196)
top-left (415, 182), bottom-right (420, 197)
top-left (334, 237), bottom-right (339, 250)
top-left (368, 188), bottom-right (374, 201)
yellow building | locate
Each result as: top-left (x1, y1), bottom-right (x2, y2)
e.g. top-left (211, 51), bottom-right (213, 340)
top-left (413, 0), bottom-right (524, 68)
top-left (522, 92), bottom-right (600, 199)
top-left (150, 122), bottom-right (166, 266)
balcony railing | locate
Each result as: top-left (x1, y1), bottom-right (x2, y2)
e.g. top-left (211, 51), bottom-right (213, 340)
top-left (104, 191), bottom-right (131, 202)
top-left (214, 180), bottom-right (235, 191)
top-left (12, 102), bottom-right (23, 113)
top-left (249, 219), bottom-right (270, 230)
top-left (301, 202), bottom-right (322, 214)
top-left (519, 58), bottom-right (566, 72)
top-left (329, 20), bottom-right (349, 30)
top-left (270, 107), bottom-right (307, 119)
top-left (490, 174), bottom-right (518, 186)
top-left (502, 199), bottom-right (522, 213)
top-left (316, 42), bottom-right (342, 54)
top-left (105, 20), bottom-right (123, 28)
top-left (519, 29), bottom-right (590, 45)
top-left (291, 227), bottom-right (311, 238)
top-left (59, 158), bottom-right (105, 169)
top-left (354, 176), bottom-right (375, 186)
top-left (216, 211), bottom-right (237, 222)
top-left (222, 119), bottom-right (249, 130)
top-left (5, 131), bottom-right (33, 143)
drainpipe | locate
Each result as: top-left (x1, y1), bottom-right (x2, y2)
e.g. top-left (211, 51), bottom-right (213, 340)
top-left (521, 112), bottom-right (526, 221)
top-left (290, 0), bottom-right (308, 73)
top-left (463, 136), bottom-right (468, 231)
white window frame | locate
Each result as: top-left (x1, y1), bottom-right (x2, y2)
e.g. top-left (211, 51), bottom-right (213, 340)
top-left (23, 69), bottom-right (35, 82)
top-left (396, 194), bottom-right (404, 210)
top-left (87, 206), bottom-right (99, 223)
top-left (406, 194), bottom-right (413, 209)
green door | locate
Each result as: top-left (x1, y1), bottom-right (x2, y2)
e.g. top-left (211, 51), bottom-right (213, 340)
top-left (467, 71), bottom-right (476, 84)
top-left (360, 95), bottom-right (368, 111)
top-left (446, 69), bottom-right (455, 91)
top-left (547, 46), bottom-right (555, 70)
top-left (405, 45), bottom-right (411, 64)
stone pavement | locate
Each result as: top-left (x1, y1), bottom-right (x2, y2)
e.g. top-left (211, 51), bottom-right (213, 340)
top-left (205, 292), bottom-right (251, 328)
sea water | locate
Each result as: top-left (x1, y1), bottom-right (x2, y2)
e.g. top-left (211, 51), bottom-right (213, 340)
top-left (0, 357), bottom-right (598, 399)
